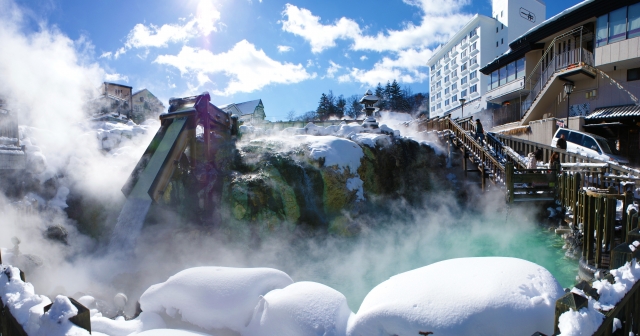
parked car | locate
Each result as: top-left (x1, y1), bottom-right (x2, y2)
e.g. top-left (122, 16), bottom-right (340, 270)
top-left (551, 128), bottom-right (629, 164)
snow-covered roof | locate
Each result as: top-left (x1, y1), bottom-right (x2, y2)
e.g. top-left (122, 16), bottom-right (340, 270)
top-left (221, 99), bottom-right (263, 116)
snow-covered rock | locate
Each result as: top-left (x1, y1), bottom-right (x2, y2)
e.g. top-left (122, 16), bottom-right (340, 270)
top-left (91, 312), bottom-right (166, 336)
top-left (347, 257), bottom-right (564, 336)
top-left (245, 281), bottom-right (353, 336)
top-left (139, 267), bottom-right (293, 333)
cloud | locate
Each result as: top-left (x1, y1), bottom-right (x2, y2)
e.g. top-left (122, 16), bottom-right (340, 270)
top-left (104, 73), bottom-right (129, 82)
top-left (324, 60), bottom-right (342, 79)
top-left (280, 1), bottom-right (471, 53)
top-left (99, 51), bottom-right (112, 59)
top-left (360, 55), bottom-right (367, 61)
top-left (154, 40), bottom-right (313, 95)
top-left (277, 45), bottom-right (293, 53)
top-left (115, 0), bottom-right (220, 58)
top-left (280, 4), bottom-right (361, 53)
top-left (341, 48), bottom-right (433, 85)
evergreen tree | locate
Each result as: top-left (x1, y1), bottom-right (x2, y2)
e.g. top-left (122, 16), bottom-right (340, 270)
top-left (317, 93), bottom-right (331, 120)
top-left (389, 80), bottom-right (402, 110)
top-left (335, 94), bottom-right (346, 119)
top-left (326, 90), bottom-right (337, 118)
top-left (374, 83), bottom-right (387, 111)
top-left (346, 95), bottom-right (363, 119)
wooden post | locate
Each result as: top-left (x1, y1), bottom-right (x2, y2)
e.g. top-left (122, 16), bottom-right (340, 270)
top-left (481, 153), bottom-right (486, 192)
top-left (462, 148), bottom-right (468, 177)
top-left (506, 162), bottom-right (514, 203)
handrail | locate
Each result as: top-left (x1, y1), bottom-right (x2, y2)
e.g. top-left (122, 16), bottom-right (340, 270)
top-left (525, 26), bottom-right (584, 86)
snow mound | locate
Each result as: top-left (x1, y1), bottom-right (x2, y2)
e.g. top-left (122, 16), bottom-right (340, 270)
top-left (91, 312), bottom-right (166, 336)
top-left (294, 135), bottom-right (363, 174)
top-left (139, 266), bottom-right (293, 333)
top-left (36, 295), bottom-right (90, 336)
top-left (245, 281), bottom-right (353, 336)
top-left (135, 329), bottom-right (213, 336)
top-left (347, 257), bottom-right (564, 336)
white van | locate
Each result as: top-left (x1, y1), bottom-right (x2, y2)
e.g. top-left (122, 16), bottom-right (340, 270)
top-left (551, 128), bottom-right (629, 164)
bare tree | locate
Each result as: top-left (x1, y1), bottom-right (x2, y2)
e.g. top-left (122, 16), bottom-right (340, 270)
top-left (286, 110), bottom-right (296, 121)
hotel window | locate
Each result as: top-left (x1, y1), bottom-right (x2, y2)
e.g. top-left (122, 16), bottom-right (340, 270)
top-left (431, 95), bottom-right (435, 102)
top-left (609, 7), bottom-right (627, 44)
top-left (596, 4), bottom-right (640, 47)
top-left (461, 89), bottom-right (467, 98)
top-left (437, 92), bottom-right (441, 99)
top-left (445, 99), bottom-right (450, 106)
top-left (470, 56), bottom-right (477, 65)
top-left (629, 3), bottom-right (640, 38)
top-left (451, 94), bottom-right (457, 102)
top-left (496, 41), bottom-right (499, 47)
top-left (437, 103), bottom-right (441, 109)
top-left (501, 38), bottom-right (504, 44)
top-left (628, 67), bottom-right (640, 81)
top-left (431, 65), bottom-right (436, 71)
top-left (452, 83), bottom-right (457, 90)
top-left (490, 70), bottom-right (498, 90)
top-left (461, 76), bottom-right (468, 85)
top-left (470, 71), bottom-right (477, 80)
top-left (436, 70), bottom-right (441, 76)
top-left (470, 84), bottom-right (477, 93)
top-left (452, 70), bottom-right (457, 77)
top-left (507, 61), bottom-right (516, 82)
top-left (516, 58), bottom-right (525, 78)
top-left (499, 66), bottom-right (507, 85)
top-left (470, 42), bottom-right (477, 51)
top-left (444, 64), bottom-right (449, 71)
top-left (469, 28), bottom-right (477, 38)
top-left (445, 75), bottom-right (449, 83)
top-left (461, 50), bottom-right (467, 58)
top-left (445, 88), bottom-right (450, 94)
top-left (496, 27), bottom-right (499, 33)
top-left (461, 63), bottom-right (467, 71)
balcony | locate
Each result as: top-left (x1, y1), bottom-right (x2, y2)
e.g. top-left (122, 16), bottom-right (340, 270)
top-left (444, 67), bottom-right (451, 75)
top-left (469, 62), bottom-right (479, 70)
top-left (470, 76), bottom-right (479, 84)
top-left (444, 53), bottom-right (450, 62)
top-left (445, 91), bottom-right (451, 98)
top-left (450, 74), bottom-right (459, 82)
top-left (460, 53), bottom-right (469, 62)
top-left (470, 91), bottom-right (480, 98)
top-left (461, 39), bottom-right (469, 48)
top-left (436, 62), bottom-right (443, 69)
top-left (470, 33), bottom-right (479, 42)
top-left (470, 48), bottom-right (479, 57)
top-left (451, 87), bottom-right (458, 94)
top-left (461, 68), bottom-right (469, 76)
top-left (451, 48), bottom-right (458, 57)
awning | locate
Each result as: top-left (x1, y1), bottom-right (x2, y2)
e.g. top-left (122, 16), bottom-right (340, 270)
top-left (586, 105), bottom-right (640, 120)
top-left (583, 122), bottom-right (625, 127)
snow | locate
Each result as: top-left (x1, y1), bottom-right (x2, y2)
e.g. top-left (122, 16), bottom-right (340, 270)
top-left (245, 281), bottom-right (353, 336)
top-left (0, 265), bottom-right (90, 335)
top-left (347, 257), bottom-right (564, 336)
top-left (558, 260), bottom-right (640, 335)
top-left (91, 312), bottom-right (166, 336)
top-left (139, 266), bottom-right (293, 333)
top-left (135, 330), bottom-right (212, 336)
top-left (346, 177), bottom-right (364, 201)
top-left (350, 133), bottom-right (390, 148)
top-left (295, 135), bottom-right (363, 174)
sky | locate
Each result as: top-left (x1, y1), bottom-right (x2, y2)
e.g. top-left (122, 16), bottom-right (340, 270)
top-left (13, 0), bottom-right (582, 121)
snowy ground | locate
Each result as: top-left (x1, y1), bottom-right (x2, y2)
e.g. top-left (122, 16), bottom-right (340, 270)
top-left (1, 257), bottom-right (565, 336)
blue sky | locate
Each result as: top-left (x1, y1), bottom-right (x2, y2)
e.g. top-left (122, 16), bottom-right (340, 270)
top-left (13, 0), bottom-right (581, 121)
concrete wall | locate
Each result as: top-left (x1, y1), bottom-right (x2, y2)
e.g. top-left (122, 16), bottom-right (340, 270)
top-left (505, 117), bottom-right (585, 144)
top-left (596, 36), bottom-right (640, 67)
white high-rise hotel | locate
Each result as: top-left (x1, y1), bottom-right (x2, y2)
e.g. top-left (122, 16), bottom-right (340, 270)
top-left (426, 0), bottom-right (546, 118)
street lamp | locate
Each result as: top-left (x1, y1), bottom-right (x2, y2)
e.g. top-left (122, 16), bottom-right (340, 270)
top-left (564, 82), bottom-right (574, 128)
top-left (459, 98), bottom-right (466, 118)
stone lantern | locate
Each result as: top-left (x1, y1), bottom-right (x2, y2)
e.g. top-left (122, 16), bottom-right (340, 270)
top-left (359, 89), bottom-right (379, 130)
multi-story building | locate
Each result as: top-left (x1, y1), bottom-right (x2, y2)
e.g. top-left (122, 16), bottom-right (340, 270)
top-left (426, 0), bottom-right (545, 119)
top-left (481, 0), bottom-right (640, 164)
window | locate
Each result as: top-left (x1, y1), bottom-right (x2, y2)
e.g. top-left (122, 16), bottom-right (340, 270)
top-left (432, 106), bottom-right (436, 112)
top-left (582, 136), bottom-right (600, 153)
top-left (470, 84), bottom-right (477, 93)
top-left (516, 58), bottom-right (525, 78)
top-left (501, 10), bottom-right (503, 17)
top-left (139, 97), bottom-right (144, 102)
top-left (499, 66), bottom-right (507, 86)
top-left (452, 83), bottom-right (457, 90)
top-left (431, 95), bottom-right (435, 102)
top-left (609, 7), bottom-right (627, 44)
top-left (496, 41), bottom-right (499, 47)
top-left (628, 67), bottom-right (640, 81)
top-left (470, 71), bottom-right (477, 80)
top-left (445, 88), bottom-right (450, 94)
top-left (436, 92), bottom-right (441, 99)
top-left (437, 103), bottom-right (441, 109)
top-left (596, 15), bottom-right (609, 47)
top-left (507, 61), bottom-right (516, 82)
top-left (470, 56), bottom-right (477, 65)
top-left (501, 38), bottom-right (504, 44)
top-left (436, 70), bottom-right (441, 76)
top-left (461, 76), bottom-right (468, 85)
top-left (629, 3), bottom-right (640, 38)
top-left (436, 81), bottom-right (441, 88)
top-left (470, 42), bottom-right (477, 51)
top-left (451, 94), bottom-right (457, 102)
top-left (491, 70), bottom-right (499, 90)
top-left (501, 24), bottom-right (504, 30)
top-left (496, 27), bottom-right (499, 33)
top-left (445, 99), bottom-right (450, 106)
top-left (445, 75), bottom-right (449, 83)
top-left (461, 90), bottom-right (467, 98)
top-left (461, 63), bottom-right (467, 71)
top-left (452, 70), bottom-right (457, 77)
top-left (431, 65), bottom-right (436, 71)
top-left (461, 50), bottom-right (467, 58)
top-left (469, 28), bottom-right (477, 38)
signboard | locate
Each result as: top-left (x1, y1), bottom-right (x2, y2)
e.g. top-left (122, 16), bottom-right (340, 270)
top-left (556, 120), bottom-right (565, 128)
top-left (520, 7), bottom-right (536, 23)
